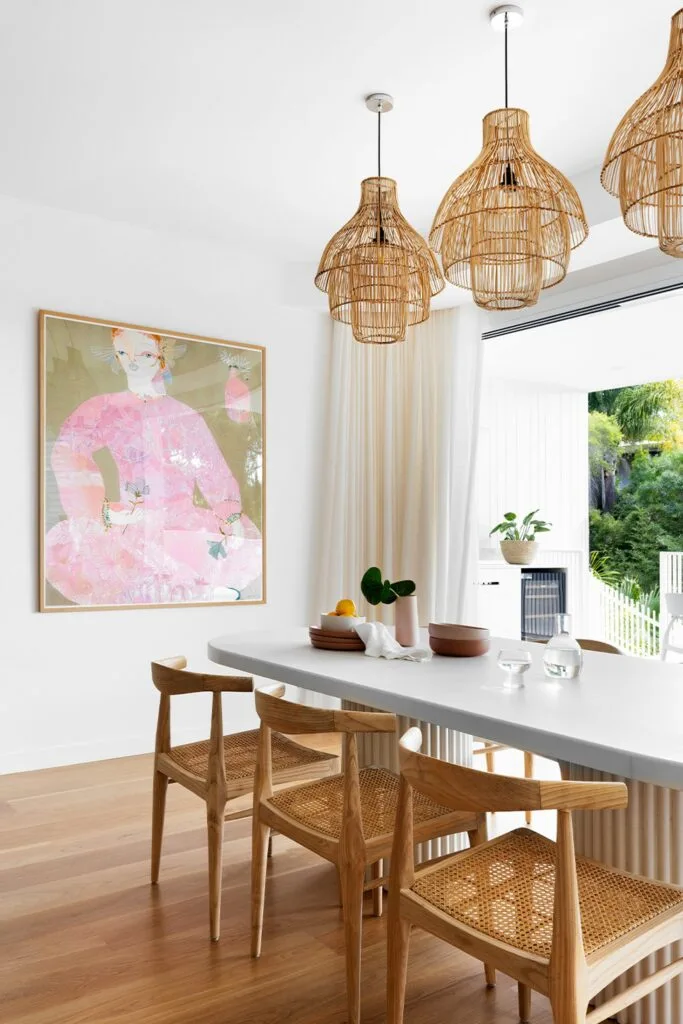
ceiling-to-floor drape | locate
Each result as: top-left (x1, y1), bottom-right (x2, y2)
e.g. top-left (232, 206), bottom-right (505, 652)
top-left (314, 305), bottom-right (483, 629)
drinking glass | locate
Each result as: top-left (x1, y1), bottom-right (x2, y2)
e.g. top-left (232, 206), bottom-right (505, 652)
top-left (496, 648), bottom-right (532, 690)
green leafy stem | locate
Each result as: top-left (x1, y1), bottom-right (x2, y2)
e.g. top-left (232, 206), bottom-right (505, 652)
top-left (489, 509), bottom-right (552, 542)
top-left (361, 566), bottom-right (416, 606)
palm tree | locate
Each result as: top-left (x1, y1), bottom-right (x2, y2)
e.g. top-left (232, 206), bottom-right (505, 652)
top-left (612, 381), bottom-right (682, 441)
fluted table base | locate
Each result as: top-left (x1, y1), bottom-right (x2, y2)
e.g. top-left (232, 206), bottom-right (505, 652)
top-left (341, 700), bottom-right (472, 862)
top-left (563, 764), bottom-right (683, 1024)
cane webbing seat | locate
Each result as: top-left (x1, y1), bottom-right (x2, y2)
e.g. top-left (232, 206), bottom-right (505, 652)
top-left (252, 689), bottom-right (488, 1024)
top-left (410, 828), bottom-right (683, 961)
top-left (269, 765), bottom-right (469, 842)
top-left (150, 658), bottom-right (339, 941)
top-left (170, 728), bottom-right (336, 785)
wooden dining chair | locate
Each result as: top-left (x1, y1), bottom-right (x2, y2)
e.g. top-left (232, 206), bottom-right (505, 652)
top-left (575, 638), bottom-right (622, 654)
top-left (387, 728), bottom-right (683, 1024)
top-left (474, 637), bottom-right (622, 823)
top-left (150, 657), bottom-right (339, 940)
top-left (251, 685), bottom-right (489, 1024)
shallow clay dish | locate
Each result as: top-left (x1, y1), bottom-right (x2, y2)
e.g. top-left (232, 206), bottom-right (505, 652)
top-left (310, 626), bottom-right (362, 641)
top-left (429, 622), bottom-right (489, 641)
top-left (428, 623), bottom-right (490, 657)
top-left (310, 636), bottom-right (365, 652)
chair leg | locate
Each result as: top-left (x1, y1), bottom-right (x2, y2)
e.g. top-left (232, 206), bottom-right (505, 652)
top-left (485, 744), bottom-right (495, 774)
top-left (151, 770), bottom-right (169, 884)
top-left (250, 814), bottom-right (271, 958)
top-left (518, 982), bottom-right (531, 1022)
top-left (550, 995), bottom-right (585, 1024)
top-left (387, 911), bottom-right (412, 1024)
top-left (340, 862), bottom-right (365, 1024)
top-left (371, 858), bottom-right (383, 917)
top-left (524, 751), bottom-right (534, 825)
top-left (469, 826), bottom-right (496, 988)
top-left (207, 797), bottom-right (226, 942)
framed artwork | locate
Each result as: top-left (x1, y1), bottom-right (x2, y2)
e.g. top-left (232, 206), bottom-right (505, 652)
top-left (39, 311), bottom-right (265, 611)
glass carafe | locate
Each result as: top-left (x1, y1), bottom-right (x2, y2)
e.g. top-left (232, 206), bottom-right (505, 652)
top-left (543, 613), bottom-right (582, 680)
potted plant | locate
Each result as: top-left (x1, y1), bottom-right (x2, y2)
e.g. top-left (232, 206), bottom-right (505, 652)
top-left (489, 509), bottom-right (551, 565)
top-left (361, 567), bottom-right (418, 646)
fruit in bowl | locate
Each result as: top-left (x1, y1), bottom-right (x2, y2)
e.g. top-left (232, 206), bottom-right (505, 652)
top-left (321, 599), bottom-right (366, 634)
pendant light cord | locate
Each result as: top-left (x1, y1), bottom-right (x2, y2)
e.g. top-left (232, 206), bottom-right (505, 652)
top-left (377, 105), bottom-right (383, 244)
top-left (504, 10), bottom-right (509, 108)
top-left (377, 107), bottom-right (382, 178)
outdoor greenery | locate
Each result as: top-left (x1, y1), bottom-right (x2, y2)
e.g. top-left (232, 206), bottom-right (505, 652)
top-left (589, 381), bottom-right (683, 598)
top-left (589, 380), bottom-right (683, 444)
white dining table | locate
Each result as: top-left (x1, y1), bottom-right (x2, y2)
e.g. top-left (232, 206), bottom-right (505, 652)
top-left (208, 628), bottom-right (683, 1024)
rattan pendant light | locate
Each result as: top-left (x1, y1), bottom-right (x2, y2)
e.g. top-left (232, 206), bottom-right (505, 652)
top-left (315, 94), bottom-right (444, 344)
top-left (430, 5), bottom-right (588, 311)
top-left (602, 8), bottom-right (683, 257)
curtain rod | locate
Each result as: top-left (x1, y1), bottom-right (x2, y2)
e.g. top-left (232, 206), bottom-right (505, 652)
top-left (482, 279), bottom-right (683, 339)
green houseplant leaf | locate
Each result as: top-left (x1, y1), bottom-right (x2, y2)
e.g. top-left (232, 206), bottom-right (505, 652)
top-left (360, 566), bottom-right (384, 605)
top-left (361, 566), bottom-right (416, 606)
top-left (391, 579), bottom-right (416, 598)
top-left (489, 510), bottom-right (552, 542)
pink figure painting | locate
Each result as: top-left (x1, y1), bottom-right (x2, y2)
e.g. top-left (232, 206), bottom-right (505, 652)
top-left (220, 349), bottom-right (253, 424)
top-left (45, 328), bottom-right (262, 606)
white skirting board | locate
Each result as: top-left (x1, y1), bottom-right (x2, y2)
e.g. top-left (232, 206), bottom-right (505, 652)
top-left (564, 763), bottom-right (683, 1024)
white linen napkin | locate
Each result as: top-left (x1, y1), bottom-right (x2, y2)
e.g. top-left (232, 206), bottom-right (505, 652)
top-left (355, 622), bottom-right (432, 662)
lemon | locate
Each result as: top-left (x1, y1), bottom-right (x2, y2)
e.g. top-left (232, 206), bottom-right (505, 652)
top-left (327, 611), bottom-right (338, 616)
top-left (335, 598), bottom-right (356, 617)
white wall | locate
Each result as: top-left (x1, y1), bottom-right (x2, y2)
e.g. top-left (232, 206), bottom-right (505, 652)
top-left (477, 375), bottom-right (590, 631)
top-left (0, 195), bottom-right (330, 773)
top-left (477, 376), bottom-right (589, 556)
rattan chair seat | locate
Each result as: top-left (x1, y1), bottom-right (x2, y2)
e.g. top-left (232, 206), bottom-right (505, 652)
top-left (268, 765), bottom-right (457, 841)
top-left (169, 728), bottom-right (336, 782)
top-left (410, 828), bottom-right (683, 960)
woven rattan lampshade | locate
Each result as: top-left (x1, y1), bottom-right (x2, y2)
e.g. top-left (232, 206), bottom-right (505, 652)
top-left (430, 107), bottom-right (588, 310)
top-left (315, 176), bottom-right (444, 343)
top-left (602, 8), bottom-right (683, 257)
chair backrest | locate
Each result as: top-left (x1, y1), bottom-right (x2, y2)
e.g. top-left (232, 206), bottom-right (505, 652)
top-left (151, 657), bottom-right (254, 783)
top-left (254, 684), bottom-right (396, 735)
top-left (151, 657), bottom-right (254, 694)
top-left (391, 728), bottom-right (628, 980)
top-left (397, 728), bottom-right (627, 815)
top-left (253, 685), bottom-right (397, 853)
top-left (576, 638), bottom-right (622, 654)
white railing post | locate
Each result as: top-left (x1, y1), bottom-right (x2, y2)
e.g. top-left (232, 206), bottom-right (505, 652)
top-left (660, 552), bottom-right (683, 658)
top-left (588, 574), bottom-right (661, 658)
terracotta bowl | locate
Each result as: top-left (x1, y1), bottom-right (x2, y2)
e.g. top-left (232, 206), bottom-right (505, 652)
top-left (428, 623), bottom-right (490, 658)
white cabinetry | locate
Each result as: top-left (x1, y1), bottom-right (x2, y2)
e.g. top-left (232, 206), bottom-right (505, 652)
top-left (476, 563), bottom-right (521, 639)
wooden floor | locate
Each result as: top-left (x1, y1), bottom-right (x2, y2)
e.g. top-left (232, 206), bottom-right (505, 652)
top-left (0, 748), bottom-right (554, 1024)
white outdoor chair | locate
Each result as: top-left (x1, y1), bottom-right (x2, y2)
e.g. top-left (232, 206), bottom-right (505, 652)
top-left (661, 593), bottom-right (683, 661)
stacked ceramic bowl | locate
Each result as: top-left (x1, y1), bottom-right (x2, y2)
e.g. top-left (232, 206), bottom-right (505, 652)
top-left (428, 623), bottom-right (490, 657)
top-left (309, 613), bottom-right (367, 652)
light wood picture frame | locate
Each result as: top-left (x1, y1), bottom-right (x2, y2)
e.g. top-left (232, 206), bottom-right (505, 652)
top-left (39, 310), bottom-right (265, 611)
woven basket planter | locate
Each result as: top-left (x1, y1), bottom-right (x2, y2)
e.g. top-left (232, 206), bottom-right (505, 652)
top-left (500, 540), bottom-right (538, 565)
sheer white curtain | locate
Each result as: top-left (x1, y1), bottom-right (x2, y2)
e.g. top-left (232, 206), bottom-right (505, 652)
top-left (314, 305), bottom-right (484, 627)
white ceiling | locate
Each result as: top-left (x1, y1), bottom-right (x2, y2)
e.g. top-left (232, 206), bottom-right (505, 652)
top-left (0, 0), bottom-right (679, 262)
top-left (484, 289), bottom-right (683, 392)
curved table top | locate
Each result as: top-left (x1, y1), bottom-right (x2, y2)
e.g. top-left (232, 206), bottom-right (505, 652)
top-left (209, 628), bottom-right (683, 789)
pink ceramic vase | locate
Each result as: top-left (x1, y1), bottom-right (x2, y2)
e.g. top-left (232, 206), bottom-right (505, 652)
top-left (395, 595), bottom-right (419, 647)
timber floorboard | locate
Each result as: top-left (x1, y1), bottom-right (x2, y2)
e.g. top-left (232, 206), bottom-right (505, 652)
top-left (0, 748), bottom-right (554, 1023)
